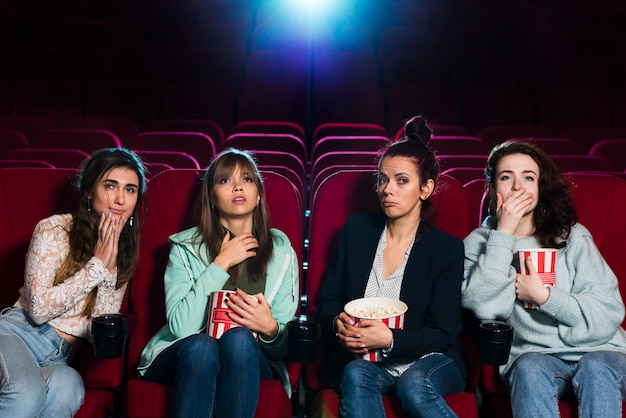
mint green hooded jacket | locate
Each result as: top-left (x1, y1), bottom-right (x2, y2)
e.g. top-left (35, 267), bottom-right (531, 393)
top-left (138, 226), bottom-right (299, 395)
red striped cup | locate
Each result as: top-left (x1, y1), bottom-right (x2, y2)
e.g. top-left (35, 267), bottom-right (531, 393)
top-left (344, 297), bottom-right (408, 362)
top-left (207, 291), bottom-right (258, 340)
top-left (517, 248), bottom-right (557, 309)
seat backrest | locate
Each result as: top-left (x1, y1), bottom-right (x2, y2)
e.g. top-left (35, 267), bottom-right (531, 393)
top-left (67, 117), bottom-right (140, 146)
top-left (231, 120), bottom-right (306, 144)
top-left (0, 128), bottom-right (29, 157)
top-left (4, 147), bottom-right (90, 168)
top-left (0, 167), bottom-right (128, 389)
top-left (134, 150), bottom-right (200, 169)
top-left (437, 154), bottom-right (488, 171)
top-left (126, 169), bottom-right (304, 379)
top-left (589, 139), bottom-right (626, 171)
top-left (147, 119), bottom-right (225, 151)
top-left (567, 174), bottom-right (626, 321)
top-left (126, 169), bottom-right (203, 375)
top-left (429, 136), bottom-right (491, 155)
top-left (311, 123), bottom-right (388, 145)
top-left (0, 168), bottom-right (78, 308)
top-left (31, 128), bottom-right (122, 154)
top-left (310, 136), bottom-right (390, 164)
top-left (250, 150), bottom-right (306, 195)
top-left (307, 171), bottom-right (472, 320)
top-left (464, 178), bottom-right (488, 228)
top-left (442, 167), bottom-right (486, 186)
top-left (310, 151), bottom-right (381, 181)
top-left (129, 131), bottom-right (216, 169)
top-left (223, 133), bottom-right (307, 166)
top-left (508, 137), bottom-right (585, 156)
top-left (551, 155), bottom-right (617, 172)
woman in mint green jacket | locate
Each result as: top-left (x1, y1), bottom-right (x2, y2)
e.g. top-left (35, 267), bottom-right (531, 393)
top-left (138, 149), bottom-right (299, 418)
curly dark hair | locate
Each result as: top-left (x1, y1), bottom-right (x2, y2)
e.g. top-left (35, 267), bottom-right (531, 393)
top-left (484, 140), bottom-right (577, 248)
top-left (378, 115), bottom-right (439, 223)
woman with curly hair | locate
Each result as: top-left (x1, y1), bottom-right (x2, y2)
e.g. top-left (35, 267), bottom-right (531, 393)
top-left (0, 148), bottom-right (146, 417)
top-left (462, 140), bottom-right (626, 417)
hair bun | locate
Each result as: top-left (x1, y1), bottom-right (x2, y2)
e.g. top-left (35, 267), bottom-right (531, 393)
top-left (404, 115), bottom-right (432, 145)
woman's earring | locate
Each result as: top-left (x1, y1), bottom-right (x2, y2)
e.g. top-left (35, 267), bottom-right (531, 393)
top-left (129, 216), bottom-right (134, 227)
top-left (87, 198), bottom-right (92, 212)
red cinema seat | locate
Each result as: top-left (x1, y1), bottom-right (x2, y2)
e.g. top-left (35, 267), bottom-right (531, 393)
top-left (31, 129), bottom-right (122, 154)
top-left (129, 131), bottom-right (216, 170)
top-left (224, 133), bottom-right (307, 166)
top-left (124, 169), bottom-right (303, 418)
top-left (589, 139), bottom-right (626, 171)
top-left (305, 170), bottom-right (478, 418)
top-left (148, 119), bottom-right (225, 151)
top-left (0, 167), bottom-right (131, 418)
top-left (310, 136), bottom-right (390, 165)
top-left (4, 147), bottom-right (90, 168)
top-left (0, 128), bottom-right (29, 157)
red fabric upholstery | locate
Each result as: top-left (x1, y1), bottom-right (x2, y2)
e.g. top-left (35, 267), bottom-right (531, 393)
top-left (124, 169), bottom-right (302, 418)
top-left (0, 128), bottom-right (29, 157)
top-left (311, 122), bottom-right (387, 145)
top-left (589, 139), bottom-right (626, 171)
top-left (31, 128), bottom-right (122, 154)
top-left (0, 167), bottom-right (128, 418)
top-left (310, 135), bottom-right (390, 164)
top-left (305, 170), bottom-right (478, 417)
top-left (74, 390), bottom-right (116, 418)
top-left (4, 147), bottom-right (90, 168)
top-left (148, 119), bottom-right (225, 151)
top-left (479, 174), bottom-right (626, 417)
top-left (129, 131), bottom-right (217, 169)
top-left (223, 133), bottom-right (308, 165)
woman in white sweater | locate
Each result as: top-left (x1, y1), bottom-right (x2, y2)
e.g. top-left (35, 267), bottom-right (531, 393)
top-left (0, 148), bottom-right (146, 418)
top-left (462, 140), bottom-right (626, 418)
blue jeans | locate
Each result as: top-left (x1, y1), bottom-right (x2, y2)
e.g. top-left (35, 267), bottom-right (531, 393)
top-left (508, 351), bottom-right (626, 418)
top-left (339, 353), bottom-right (465, 418)
top-left (143, 327), bottom-right (275, 418)
top-left (0, 307), bottom-right (84, 418)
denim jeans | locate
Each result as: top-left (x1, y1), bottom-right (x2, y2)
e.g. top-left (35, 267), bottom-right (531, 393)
top-left (143, 327), bottom-right (275, 418)
top-left (0, 307), bottom-right (84, 418)
top-left (339, 353), bottom-right (465, 418)
top-left (507, 351), bottom-right (626, 418)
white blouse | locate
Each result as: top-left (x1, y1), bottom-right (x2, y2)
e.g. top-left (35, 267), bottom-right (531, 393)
top-left (13, 214), bottom-right (127, 339)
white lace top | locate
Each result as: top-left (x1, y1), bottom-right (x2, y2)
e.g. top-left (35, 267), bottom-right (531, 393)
top-left (13, 214), bottom-right (127, 339)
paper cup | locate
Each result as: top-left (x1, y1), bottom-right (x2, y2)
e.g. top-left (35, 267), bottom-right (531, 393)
top-left (517, 248), bottom-right (557, 309)
top-left (344, 297), bottom-right (408, 362)
top-left (207, 290), bottom-right (258, 340)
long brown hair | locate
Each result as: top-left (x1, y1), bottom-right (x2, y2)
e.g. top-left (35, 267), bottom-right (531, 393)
top-left (484, 140), bottom-right (577, 248)
top-left (378, 115), bottom-right (440, 223)
top-left (194, 148), bottom-right (273, 282)
top-left (54, 148), bottom-right (147, 315)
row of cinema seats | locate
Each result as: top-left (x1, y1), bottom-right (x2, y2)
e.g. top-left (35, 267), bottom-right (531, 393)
top-left (1, 165), bottom-right (626, 417)
top-left (3, 119), bottom-right (626, 198)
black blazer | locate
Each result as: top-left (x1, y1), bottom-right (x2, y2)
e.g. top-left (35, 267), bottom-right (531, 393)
top-left (316, 212), bottom-right (467, 387)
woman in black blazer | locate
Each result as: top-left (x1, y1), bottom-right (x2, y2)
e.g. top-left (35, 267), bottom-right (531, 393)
top-left (316, 116), bottom-right (467, 418)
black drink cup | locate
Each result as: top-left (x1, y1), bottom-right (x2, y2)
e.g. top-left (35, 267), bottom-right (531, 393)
top-left (91, 314), bottom-right (127, 359)
top-left (286, 318), bottom-right (321, 363)
top-left (478, 321), bottom-right (513, 365)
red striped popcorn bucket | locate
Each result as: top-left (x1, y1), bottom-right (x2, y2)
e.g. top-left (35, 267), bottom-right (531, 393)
top-left (517, 248), bottom-right (557, 309)
top-left (344, 297), bottom-right (408, 362)
top-left (207, 291), bottom-right (258, 340)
